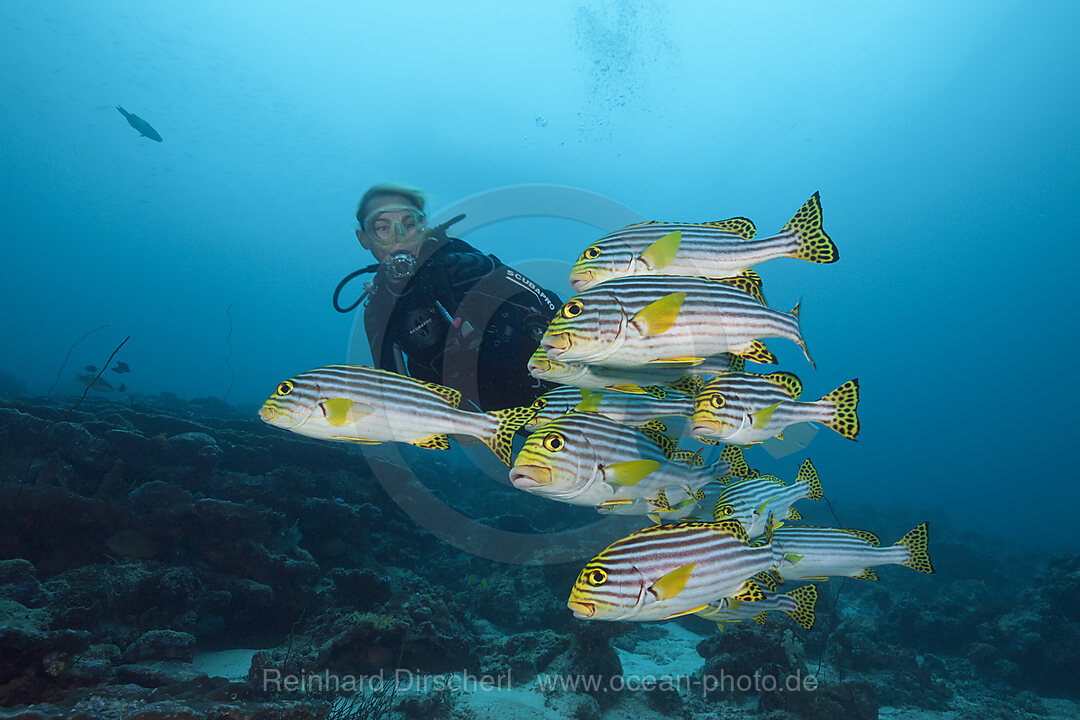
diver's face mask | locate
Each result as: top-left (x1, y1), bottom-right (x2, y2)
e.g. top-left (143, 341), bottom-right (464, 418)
top-left (363, 206), bottom-right (427, 247)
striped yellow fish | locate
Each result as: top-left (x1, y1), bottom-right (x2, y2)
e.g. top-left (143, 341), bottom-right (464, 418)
top-left (567, 520), bottom-right (788, 621)
top-left (523, 385), bottom-right (695, 432)
top-left (510, 412), bottom-right (745, 512)
top-left (541, 276), bottom-right (812, 368)
top-left (703, 459), bottom-right (824, 537)
top-left (259, 364), bottom-right (533, 465)
top-left (568, 193), bottom-right (837, 291)
top-left (771, 522), bottom-right (934, 582)
top-left (527, 346), bottom-right (741, 395)
top-left (693, 374), bottom-right (860, 445)
top-left (695, 574), bottom-right (817, 630)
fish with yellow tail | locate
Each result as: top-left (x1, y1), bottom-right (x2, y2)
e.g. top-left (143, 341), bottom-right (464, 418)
top-left (510, 412), bottom-right (748, 512)
top-left (769, 522), bottom-right (935, 582)
top-left (695, 573), bottom-right (818, 631)
top-left (567, 520), bottom-right (798, 621)
top-left (522, 385), bottom-right (696, 432)
top-left (568, 192), bottom-right (837, 291)
top-left (259, 364), bottom-right (533, 465)
top-left (703, 458), bottom-right (824, 537)
top-left (540, 276), bottom-right (812, 368)
top-left (527, 346), bottom-right (742, 396)
top-left (693, 373), bottom-right (860, 445)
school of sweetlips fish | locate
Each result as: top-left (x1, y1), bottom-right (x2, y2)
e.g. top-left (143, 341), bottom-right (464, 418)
top-left (259, 192), bottom-right (934, 632)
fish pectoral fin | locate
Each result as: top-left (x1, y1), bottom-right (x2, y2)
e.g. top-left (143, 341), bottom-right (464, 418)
top-left (650, 562), bottom-right (696, 600)
top-left (575, 394), bottom-right (602, 412)
top-left (603, 459), bottom-right (661, 486)
top-left (750, 402), bottom-right (783, 431)
top-left (320, 398), bottom-right (373, 427)
top-left (639, 230), bottom-right (682, 271)
top-left (630, 292), bottom-right (686, 336)
top-left (410, 434), bottom-right (451, 450)
top-left (661, 604), bottom-right (709, 620)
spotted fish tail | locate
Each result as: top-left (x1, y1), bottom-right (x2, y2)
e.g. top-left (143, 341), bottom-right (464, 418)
top-left (820, 379), bottom-right (860, 440)
top-left (784, 192), bottom-right (839, 264)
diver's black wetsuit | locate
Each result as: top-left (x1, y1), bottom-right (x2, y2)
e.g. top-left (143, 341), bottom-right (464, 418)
top-left (364, 236), bottom-right (561, 411)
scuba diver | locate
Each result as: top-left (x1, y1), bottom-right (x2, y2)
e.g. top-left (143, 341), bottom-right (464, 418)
top-left (334, 183), bottom-right (562, 411)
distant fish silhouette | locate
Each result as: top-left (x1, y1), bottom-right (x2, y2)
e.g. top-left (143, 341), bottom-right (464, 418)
top-left (116, 105), bottom-right (162, 142)
top-left (84, 365), bottom-right (98, 373)
top-left (75, 372), bottom-right (114, 392)
top-left (111, 361), bottom-right (130, 374)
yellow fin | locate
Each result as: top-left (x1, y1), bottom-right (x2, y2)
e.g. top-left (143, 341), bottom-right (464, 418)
top-left (329, 436), bottom-right (380, 444)
top-left (762, 371), bottom-right (803, 399)
top-left (784, 192), bottom-right (838, 264)
top-left (752, 611), bottom-right (768, 625)
top-left (411, 434), bottom-right (451, 450)
top-left (796, 458), bottom-right (823, 500)
top-left (575, 393), bottom-right (602, 412)
top-left (662, 604), bottom-right (709, 620)
top-left (783, 584), bottom-right (818, 629)
top-left (609, 384), bottom-right (648, 394)
top-left (420, 381), bottom-right (461, 408)
top-left (734, 579), bottom-right (765, 604)
top-left (739, 340), bottom-right (777, 365)
top-left (820, 379), bottom-right (861, 441)
top-left (603, 459), bottom-right (661, 486)
top-left (647, 356), bottom-right (705, 366)
top-left (751, 402), bottom-right (783, 431)
top-left (706, 216), bottom-right (756, 240)
top-left (895, 521), bottom-right (934, 574)
top-left (631, 292), bottom-right (686, 336)
top-left (320, 398), bottom-right (360, 427)
top-left (650, 562), bottom-right (695, 600)
top-left (484, 406), bottom-right (536, 466)
top-left (639, 230), bottom-right (682, 270)
top-left (712, 275), bottom-right (765, 304)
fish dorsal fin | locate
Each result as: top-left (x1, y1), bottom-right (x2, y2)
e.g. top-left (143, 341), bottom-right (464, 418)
top-left (727, 354), bottom-right (747, 372)
top-left (758, 474), bottom-right (787, 487)
top-left (641, 385), bottom-right (669, 398)
top-left (631, 292), bottom-right (686, 336)
top-left (762, 372), bottom-right (803, 399)
top-left (650, 562), bottom-right (696, 600)
top-left (603, 459), bottom-right (661, 487)
top-left (704, 216), bottom-right (756, 240)
top-left (651, 488), bottom-right (670, 510)
top-left (640, 419), bottom-right (669, 435)
top-left (842, 528), bottom-right (881, 546)
top-left (740, 268), bottom-right (763, 287)
top-left (669, 375), bottom-right (704, 395)
top-left (711, 275), bottom-right (765, 305)
top-left (420, 381), bottom-right (461, 408)
top-left (713, 519), bottom-right (750, 544)
top-left (639, 230), bottom-right (682, 271)
top-left (786, 508), bottom-right (803, 520)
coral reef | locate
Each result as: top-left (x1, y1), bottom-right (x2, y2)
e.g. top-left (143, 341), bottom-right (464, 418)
top-left (0, 393), bottom-right (1078, 719)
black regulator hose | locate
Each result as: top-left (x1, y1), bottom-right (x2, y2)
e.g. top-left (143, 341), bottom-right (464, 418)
top-left (332, 263), bottom-right (379, 313)
top-left (332, 213), bottom-right (467, 314)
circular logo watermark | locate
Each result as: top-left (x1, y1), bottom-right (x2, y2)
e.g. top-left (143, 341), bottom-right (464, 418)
top-left (342, 184), bottom-right (816, 565)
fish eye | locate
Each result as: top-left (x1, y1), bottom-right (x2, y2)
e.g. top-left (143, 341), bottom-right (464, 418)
top-left (542, 433), bottom-right (565, 452)
top-left (533, 399), bottom-right (547, 409)
top-left (277, 381), bottom-right (294, 396)
top-left (587, 568), bottom-right (607, 585)
top-left (582, 246), bottom-right (601, 260)
top-left (721, 505), bottom-right (734, 516)
top-left (562, 301), bottom-right (584, 319)
top-left (709, 394), bottom-right (725, 409)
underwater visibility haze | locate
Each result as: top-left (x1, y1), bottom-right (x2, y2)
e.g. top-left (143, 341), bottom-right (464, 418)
top-left (1, 2), bottom-right (1079, 719)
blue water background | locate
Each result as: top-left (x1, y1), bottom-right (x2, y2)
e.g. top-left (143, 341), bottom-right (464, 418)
top-left (2, 1), bottom-right (1078, 549)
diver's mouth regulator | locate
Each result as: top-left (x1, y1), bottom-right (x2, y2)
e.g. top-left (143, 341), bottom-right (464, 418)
top-left (385, 252), bottom-right (417, 281)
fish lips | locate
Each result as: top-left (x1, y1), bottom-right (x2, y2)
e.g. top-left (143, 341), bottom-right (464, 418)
top-left (691, 419), bottom-right (724, 438)
top-left (568, 270), bottom-right (594, 292)
top-left (541, 332), bottom-right (572, 355)
top-left (567, 599), bottom-right (596, 619)
top-left (509, 465), bottom-right (553, 490)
